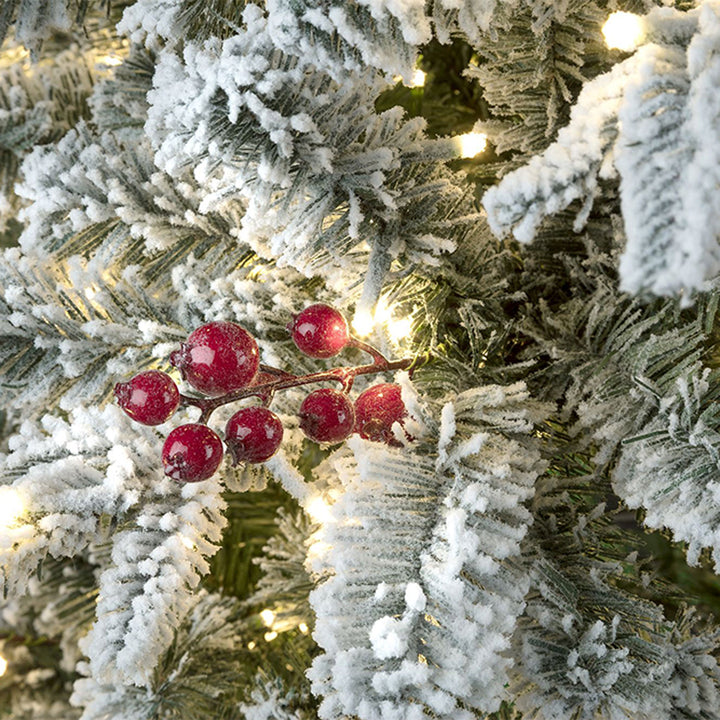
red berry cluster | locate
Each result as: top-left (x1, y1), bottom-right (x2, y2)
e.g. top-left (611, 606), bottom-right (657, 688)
top-left (114, 304), bottom-right (414, 483)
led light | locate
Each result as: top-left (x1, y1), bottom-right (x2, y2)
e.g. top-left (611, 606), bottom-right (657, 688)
top-left (179, 535), bottom-right (195, 550)
top-left (306, 496), bottom-right (333, 524)
top-left (0, 46), bottom-right (29, 68)
top-left (410, 68), bottom-right (426, 87)
top-left (247, 641), bottom-right (256, 650)
top-left (457, 132), bottom-right (488, 159)
top-left (352, 309), bottom-right (375, 338)
top-left (0, 655), bottom-right (7, 677)
top-left (387, 316), bottom-right (412, 342)
top-left (98, 54), bottom-right (123, 67)
top-left (298, 623), bottom-right (309, 634)
top-left (0, 488), bottom-right (24, 529)
top-left (84, 285), bottom-right (99, 300)
top-left (602, 12), bottom-right (644, 52)
top-left (260, 609), bottom-right (276, 627)
top-left (264, 631), bottom-right (278, 642)
top-left (374, 297), bottom-right (392, 324)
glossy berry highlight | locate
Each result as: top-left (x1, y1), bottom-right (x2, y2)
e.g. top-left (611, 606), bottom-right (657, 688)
top-left (225, 406), bottom-right (284, 464)
top-left (288, 304), bottom-right (350, 358)
top-left (170, 321), bottom-right (259, 396)
top-left (162, 424), bottom-right (224, 482)
top-left (354, 383), bottom-right (407, 446)
top-left (299, 388), bottom-right (355, 443)
top-left (114, 370), bottom-right (180, 426)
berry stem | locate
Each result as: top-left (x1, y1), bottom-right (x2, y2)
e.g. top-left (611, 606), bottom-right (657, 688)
top-left (259, 363), bottom-right (294, 378)
top-left (347, 337), bottom-right (390, 368)
top-left (181, 355), bottom-right (414, 424)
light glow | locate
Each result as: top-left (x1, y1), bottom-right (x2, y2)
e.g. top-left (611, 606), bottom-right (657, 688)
top-left (179, 534), bottom-right (195, 550)
top-left (0, 488), bottom-right (24, 529)
top-left (410, 68), bottom-right (426, 88)
top-left (352, 309), bottom-right (375, 338)
top-left (307, 540), bottom-right (332, 561)
top-left (264, 631), bottom-right (278, 642)
top-left (306, 496), bottom-right (333, 524)
top-left (387, 316), bottom-right (412, 342)
top-left (0, 654), bottom-right (6, 677)
top-left (98, 54), bottom-right (123, 67)
top-left (373, 297), bottom-right (392, 325)
top-left (298, 622), bottom-right (309, 634)
top-left (602, 12), bottom-right (644, 52)
top-left (247, 641), bottom-right (256, 650)
top-left (260, 609), bottom-right (276, 627)
top-left (457, 132), bottom-right (488, 159)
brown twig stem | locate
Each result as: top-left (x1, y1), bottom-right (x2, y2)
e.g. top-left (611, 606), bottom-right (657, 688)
top-left (180, 354), bottom-right (414, 424)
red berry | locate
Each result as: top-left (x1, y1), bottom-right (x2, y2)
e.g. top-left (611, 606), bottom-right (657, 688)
top-left (170, 321), bottom-right (259, 396)
top-left (299, 388), bottom-right (355, 443)
top-left (288, 304), bottom-right (350, 358)
top-left (114, 370), bottom-right (180, 426)
top-left (354, 383), bottom-right (407, 446)
top-left (162, 423), bottom-right (224, 482)
top-left (225, 406), bottom-right (284, 464)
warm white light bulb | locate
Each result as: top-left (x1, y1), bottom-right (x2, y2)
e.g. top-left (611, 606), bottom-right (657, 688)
top-left (374, 297), bottom-right (392, 324)
top-left (0, 488), bottom-right (24, 529)
top-left (264, 631), bottom-right (278, 642)
top-left (98, 54), bottom-right (123, 67)
top-left (260, 609), bottom-right (276, 627)
top-left (410, 68), bottom-right (426, 87)
top-left (298, 622), bottom-right (309, 634)
top-left (457, 132), bottom-right (488, 159)
top-left (179, 534), bottom-right (195, 550)
top-left (352, 309), bottom-right (375, 338)
top-left (0, 655), bottom-right (7, 677)
top-left (387, 316), bottom-right (412, 342)
top-left (306, 496), bottom-right (333, 524)
top-left (602, 12), bottom-right (644, 52)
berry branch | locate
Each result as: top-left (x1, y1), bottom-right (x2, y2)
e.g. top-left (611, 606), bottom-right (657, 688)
top-left (114, 304), bottom-right (416, 483)
top-left (182, 354), bottom-right (414, 424)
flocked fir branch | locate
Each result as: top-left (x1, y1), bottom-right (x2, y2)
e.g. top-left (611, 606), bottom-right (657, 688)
top-left (483, 1), bottom-right (720, 299)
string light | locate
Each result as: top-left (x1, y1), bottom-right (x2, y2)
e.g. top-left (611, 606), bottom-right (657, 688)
top-left (0, 488), bottom-right (24, 529)
top-left (353, 298), bottom-right (414, 343)
top-left (298, 622), bottom-right (309, 634)
top-left (0, 654), bottom-right (7, 677)
top-left (410, 68), bottom-right (426, 87)
top-left (306, 496), bottom-right (333, 524)
top-left (602, 12), bottom-right (644, 52)
top-left (456, 131), bottom-right (488, 159)
top-left (387, 316), bottom-right (412, 343)
top-left (179, 534), bottom-right (195, 550)
top-left (260, 609), bottom-right (276, 627)
top-left (0, 46), bottom-right (29, 68)
top-left (97, 54), bottom-right (123, 67)
top-left (264, 631), bottom-right (278, 642)
top-left (247, 641), bottom-right (256, 650)
top-left (352, 309), bottom-right (375, 338)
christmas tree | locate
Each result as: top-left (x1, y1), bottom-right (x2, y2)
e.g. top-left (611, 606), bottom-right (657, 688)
top-left (2, 0), bottom-right (720, 718)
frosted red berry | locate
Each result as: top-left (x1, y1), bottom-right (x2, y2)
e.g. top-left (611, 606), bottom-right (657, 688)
top-left (114, 370), bottom-right (180, 426)
top-left (170, 321), bottom-right (259, 396)
top-left (288, 304), bottom-right (350, 358)
top-left (162, 423), bottom-right (224, 482)
top-left (299, 388), bottom-right (355, 443)
top-left (354, 383), bottom-right (407, 446)
top-left (225, 406), bottom-right (283, 464)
